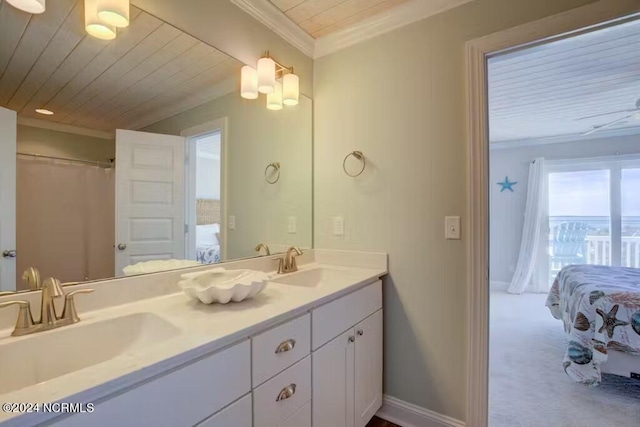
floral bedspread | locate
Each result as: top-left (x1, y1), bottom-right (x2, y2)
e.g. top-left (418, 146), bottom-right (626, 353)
top-left (546, 264), bottom-right (640, 385)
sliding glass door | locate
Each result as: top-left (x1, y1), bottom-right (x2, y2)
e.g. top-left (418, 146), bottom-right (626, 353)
top-left (546, 157), bottom-right (640, 283)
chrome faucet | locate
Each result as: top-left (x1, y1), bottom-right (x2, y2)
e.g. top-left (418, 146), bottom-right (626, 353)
top-left (276, 246), bottom-right (303, 274)
top-left (255, 243), bottom-right (271, 256)
top-left (0, 277), bottom-right (93, 337)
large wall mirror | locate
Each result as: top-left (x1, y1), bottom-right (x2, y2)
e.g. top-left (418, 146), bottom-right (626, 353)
top-left (0, 0), bottom-right (312, 292)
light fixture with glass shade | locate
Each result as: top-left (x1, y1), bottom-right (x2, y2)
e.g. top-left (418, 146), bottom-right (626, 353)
top-left (282, 73), bottom-right (299, 106)
top-left (97, 0), bottom-right (130, 28)
top-left (85, 0), bottom-right (117, 40)
top-left (241, 52), bottom-right (299, 110)
top-left (241, 66), bottom-right (258, 100)
top-left (257, 57), bottom-right (276, 94)
top-left (6, 0), bottom-right (45, 14)
top-left (267, 82), bottom-right (283, 111)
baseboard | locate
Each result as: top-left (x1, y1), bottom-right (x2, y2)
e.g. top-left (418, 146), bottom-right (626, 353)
top-left (376, 395), bottom-right (465, 427)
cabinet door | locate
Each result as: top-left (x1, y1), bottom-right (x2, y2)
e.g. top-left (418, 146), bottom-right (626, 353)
top-left (197, 394), bottom-right (252, 427)
top-left (312, 328), bottom-right (355, 427)
top-left (355, 309), bottom-right (383, 427)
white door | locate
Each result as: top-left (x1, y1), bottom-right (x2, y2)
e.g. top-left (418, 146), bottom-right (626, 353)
top-left (312, 328), bottom-right (355, 427)
top-left (355, 310), bottom-right (383, 427)
top-left (0, 107), bottom-right (17, 291)
top-left (115, 129), bottom-right (186, 275)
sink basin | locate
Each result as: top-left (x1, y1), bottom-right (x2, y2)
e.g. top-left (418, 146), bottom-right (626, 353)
top-left (273, 267), bottom-right (362, 288)
top-left (0, 312), bottom-right (180, 395)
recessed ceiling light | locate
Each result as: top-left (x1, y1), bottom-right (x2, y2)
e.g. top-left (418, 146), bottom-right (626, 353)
top-left (35, 108), bottom-right (54, 115)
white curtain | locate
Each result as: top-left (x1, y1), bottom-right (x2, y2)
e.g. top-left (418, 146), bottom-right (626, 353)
top-left (508, 157), bottom-right (547, 294)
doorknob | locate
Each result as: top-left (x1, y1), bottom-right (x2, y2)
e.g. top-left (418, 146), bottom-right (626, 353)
top-left (117, 243), bottom-right (127, 251)
top-left (2, 250), bottom-right (17, 258)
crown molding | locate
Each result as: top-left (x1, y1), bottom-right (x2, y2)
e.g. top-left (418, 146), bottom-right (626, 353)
top-left (314, 0), bottom-right (475, 58)
top-left (17, 117), bottom-right (114, 140)
top-left (229, 0), bottom-right (315, 58)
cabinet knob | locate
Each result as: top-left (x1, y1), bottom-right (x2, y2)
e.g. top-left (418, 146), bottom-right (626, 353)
top-left (275, 339), bottom-right (296, 354)
top-left (357, 329), bottom-right (364, 336)
top-left (276, 383), bottom-right (297, 402)
top-left (348, 336), bottom-right (355, 343)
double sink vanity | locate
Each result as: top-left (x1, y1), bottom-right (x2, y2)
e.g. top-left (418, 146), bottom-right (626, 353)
top-left (0, 250), bottom-right (387, 427)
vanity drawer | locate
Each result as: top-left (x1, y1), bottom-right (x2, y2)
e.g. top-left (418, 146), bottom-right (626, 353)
top-left (312, 280), bottom-right (382, 350)
top-left (282, 401), bottom-right (311, 427)
top-left (253, 355), bottom-right (311, 427)
top-left (252, 314), bottom-right (310, 387)
top-left (53, 340), bottom-right (250, 427)
top-left (196, 394), bottom-right (252, 427)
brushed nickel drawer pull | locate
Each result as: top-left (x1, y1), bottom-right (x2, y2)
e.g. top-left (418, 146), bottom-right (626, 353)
top-left (357, 329), bottom-right (364, 336)
top-left (275, 339), bottom-right (296, 354)
top-left (276, 384), bottom-right (296, 402)
top-left (348, 336), bottom-right (355, 343)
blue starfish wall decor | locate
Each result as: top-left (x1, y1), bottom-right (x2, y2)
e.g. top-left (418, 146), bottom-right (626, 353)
top-left (497, 176), bottom-right (517, 192)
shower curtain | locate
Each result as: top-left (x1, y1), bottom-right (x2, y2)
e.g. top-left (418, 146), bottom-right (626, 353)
top-left (16, 158), bottom-right (115, 287)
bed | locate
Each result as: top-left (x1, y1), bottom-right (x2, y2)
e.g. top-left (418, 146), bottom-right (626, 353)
top-left (546, 264), bottom-right (640, 385)
top-left (195, 199), bottom-right (221, 264)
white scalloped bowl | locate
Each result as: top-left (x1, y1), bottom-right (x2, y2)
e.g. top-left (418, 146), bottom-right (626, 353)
top-left (178, 268), bottom-right (270, 304)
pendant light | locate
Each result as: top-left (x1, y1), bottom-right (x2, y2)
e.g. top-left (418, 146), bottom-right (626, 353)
top-left (241, 66), bottom-right (258, 100)
top-left (257, 57), bottom-right (276, 94)
top-left (97, 0), bottom-right (130, 28)
top-left (6, 0), bottom-right (45, 14)
top-left (266, 82), bottom-right (283, 111)
top-left (85, 0), bottom-right (117, 40)
top-left (282, 73), bottom-right (299, 106)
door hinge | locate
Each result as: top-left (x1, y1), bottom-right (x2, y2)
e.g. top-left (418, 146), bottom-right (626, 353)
top-left (184, 224), bottom-right (189, 234)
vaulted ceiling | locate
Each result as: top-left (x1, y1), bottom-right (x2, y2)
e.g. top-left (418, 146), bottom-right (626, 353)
top-left (270, 0), bottom-right (411, 38)
top-left (0, 0), bottom-right (241, 132)
top-left (489, 18), bottom-right (640, 144)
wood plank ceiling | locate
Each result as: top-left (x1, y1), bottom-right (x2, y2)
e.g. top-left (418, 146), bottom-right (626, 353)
top-left (0, 0), bottom-right (241, 132)
top-left (270, 0), bottom-right (411, 38)
top-left (489, 18), bottom-right (640, 143)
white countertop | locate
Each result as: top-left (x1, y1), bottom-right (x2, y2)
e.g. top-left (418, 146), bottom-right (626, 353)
top-left (0, 252), bottom-right (386, 426)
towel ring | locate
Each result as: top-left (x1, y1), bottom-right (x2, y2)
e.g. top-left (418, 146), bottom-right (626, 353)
top-left (343, 151), bottom-right (365, 177)
top-left (265, 162), bottom-right (281, 184)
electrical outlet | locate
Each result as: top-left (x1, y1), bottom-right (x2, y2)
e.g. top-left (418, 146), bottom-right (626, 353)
top-left (445, 216), bottom-right (461, 240)
top-left (288, 216), bottom-right (297, 234)
top-left (333, 216), bottom-right (344, 236)
top-left (228, 215), bottom-right (236, 230)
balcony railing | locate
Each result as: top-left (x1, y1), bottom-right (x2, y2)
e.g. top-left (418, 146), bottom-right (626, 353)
top-left (550, 235), bottom-right (640, 274)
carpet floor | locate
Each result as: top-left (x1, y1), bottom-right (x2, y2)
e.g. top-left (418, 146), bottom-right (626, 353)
top-left (490, 292), bottom-right (640, 427)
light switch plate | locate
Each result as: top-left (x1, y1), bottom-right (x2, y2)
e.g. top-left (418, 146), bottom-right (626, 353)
top-left (445, 216), bottom-right (461, 240)
top-left (333, 216), bottom-right (344, 236)
top-left (228, 215), bottom-right (236, 230)
top-left (287, 216), bottom-right (297, 234)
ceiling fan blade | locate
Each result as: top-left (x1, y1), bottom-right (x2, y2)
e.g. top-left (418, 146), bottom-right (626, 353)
top-left (576, 109), bottom-right (637, 120)
top-left (582, 114), bottom-right (634, 136)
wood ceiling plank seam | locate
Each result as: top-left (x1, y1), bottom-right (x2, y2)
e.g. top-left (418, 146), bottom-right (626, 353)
top-left (490, 66), bottom-right (640, 103)
top-left (489, 72), bottom-right (640, 110)
top-left (298, 0), bottom-right (392, 35)
top-left (69, 32), bottom-right (199, 128)
top-left (489, 31), bottom-right (640, 75)
top-left (310, 0), bottom-right (408, 38)
top-left (491, 92), bottom-right (640, 117)
top-left (9, 0), bottom-right (86, 112)
top-left (489, 54), bottom-right (640, 93)
top-left (490, 96), bottom-right (640, 121)
top-left (489, 34), bottom-right (640, 82)
top-left (109, 57), bottom-right (237, 125)
top-left (270, 0), bottom-right (308, 12)
top-left (0, 5), bottom-right (32, 79)
top-left (0, 0), bottom-right (77, 105)
top-left (21, 8), bottom-right (143, 116)
top-left (286, 0), bottom-right (348, 25)
top-left (80, 43), bottom-right (221, 128)
top-left (41, 11), bottom-right (162, 114)
top-left (58, 23), bottom-right (185, 125)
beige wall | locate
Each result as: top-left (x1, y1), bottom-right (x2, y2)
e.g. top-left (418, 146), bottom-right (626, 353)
top-left (17, 125), bottom-right (115, 163)
top-left (313, 0), bottom-right (599, 421)
top-left (144, 92), bottom-right (313, 260)
top-left (131, 0), bottom-right (313, 96)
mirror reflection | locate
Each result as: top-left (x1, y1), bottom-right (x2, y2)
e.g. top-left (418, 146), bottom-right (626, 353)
top-left (0, 1), bottom-right (312, 292)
